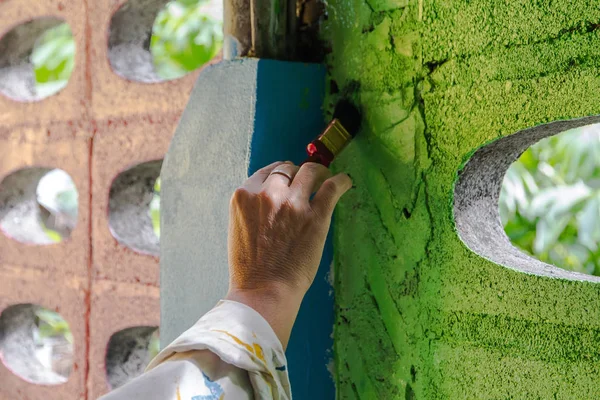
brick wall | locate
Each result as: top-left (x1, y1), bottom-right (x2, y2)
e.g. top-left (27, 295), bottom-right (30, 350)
top-left (0, 0), bottom-right (213, 398)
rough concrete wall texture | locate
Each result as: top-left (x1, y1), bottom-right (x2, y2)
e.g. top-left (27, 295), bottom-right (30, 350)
top-left (326, 1), bottom-right (600, 399)
top-left (0, 0), bottom-right (202, 398)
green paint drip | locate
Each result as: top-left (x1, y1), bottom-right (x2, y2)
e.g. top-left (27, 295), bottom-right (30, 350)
top-left (325, 0), bottom-right (600, 398)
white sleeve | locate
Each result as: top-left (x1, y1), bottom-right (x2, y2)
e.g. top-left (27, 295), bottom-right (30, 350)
top-left (99, 300), bottom-right (292, 400)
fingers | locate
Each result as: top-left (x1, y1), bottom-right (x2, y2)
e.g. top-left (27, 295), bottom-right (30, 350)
top-left (243, 161), bottom-right (286, 191)
top-left (263, 162), bottom-right (300, 189)
top-left (291, 162), bottom-right (332, 202)
top-left (243, 162), bottom-right (351, 217)
top-left (311, 173), bottom-right (353, 217)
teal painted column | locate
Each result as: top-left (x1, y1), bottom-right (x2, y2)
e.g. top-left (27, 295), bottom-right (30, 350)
top-left (161, 59), bottom-right (334, 399)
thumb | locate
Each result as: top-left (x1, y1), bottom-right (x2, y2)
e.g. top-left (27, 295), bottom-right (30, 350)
top-left (311, 173), bottom-right (353, 217)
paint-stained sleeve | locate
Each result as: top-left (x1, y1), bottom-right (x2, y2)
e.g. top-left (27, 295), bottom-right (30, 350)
top-left (98, 300), bottom-right (291, 400)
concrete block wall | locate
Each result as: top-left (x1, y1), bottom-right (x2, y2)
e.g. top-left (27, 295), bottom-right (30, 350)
top-left (0, 268), bottom-right (88, 400)
top-left (326, 0), bottom-right (600, 398)
top-left (0, 0), bottom-right (203, 398)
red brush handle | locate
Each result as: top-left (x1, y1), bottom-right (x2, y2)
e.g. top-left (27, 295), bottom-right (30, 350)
top-left (302, 140), bottom-right (335, 167)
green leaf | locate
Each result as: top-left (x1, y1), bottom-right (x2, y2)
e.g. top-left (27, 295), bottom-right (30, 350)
top-left (35, 308), bottom-right (72, 342)
top-left (577, 193), bottom-right (600, 251)
top-left (38, 323), bottom-right (56, 339)
top-left (35, 308), bottom-right (63, 324)
top-left (150, 1), bottom-right (223, 80)
top-left (31, 23), bottom-right (75, 97)
top-left (149, 190), bottom-right (161, 238)
top-left (43, 227), bottom-right (63, 243)
top-left (534, 214), bottom-right (571, 254)
top-left (530, 182), bottom-right (591, 220)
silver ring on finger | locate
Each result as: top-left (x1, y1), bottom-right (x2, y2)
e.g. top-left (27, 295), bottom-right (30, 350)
top-left (265, 163), bottom-right (298, 186)
top-left (270, 170), bottom-right (293, 183)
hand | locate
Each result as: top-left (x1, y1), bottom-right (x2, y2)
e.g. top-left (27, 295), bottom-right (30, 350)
top-left (225, 161), bottom-right (352, 348)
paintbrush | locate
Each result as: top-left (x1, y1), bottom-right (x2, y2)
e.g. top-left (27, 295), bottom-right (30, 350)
top-left (303, 100), bottom-right (362, 167)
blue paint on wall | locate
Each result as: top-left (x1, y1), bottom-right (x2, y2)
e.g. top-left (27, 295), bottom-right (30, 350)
top-left (248, 60), bottom-right (334, 399)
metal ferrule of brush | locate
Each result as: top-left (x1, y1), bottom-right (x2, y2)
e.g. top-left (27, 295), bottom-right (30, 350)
top-left (318, 118), bottom-right (352, 156)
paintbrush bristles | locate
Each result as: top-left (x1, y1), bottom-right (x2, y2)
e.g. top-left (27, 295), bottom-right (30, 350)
top-left (333, 100), bottom-right (362, 138)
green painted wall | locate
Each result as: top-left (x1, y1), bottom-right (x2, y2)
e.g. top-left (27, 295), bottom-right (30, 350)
top-left (325, 1), bottom-right (600, 398)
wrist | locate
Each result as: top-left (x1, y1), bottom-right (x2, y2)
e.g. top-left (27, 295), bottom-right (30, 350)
top-left (225, 283), bottom-right (305, 349)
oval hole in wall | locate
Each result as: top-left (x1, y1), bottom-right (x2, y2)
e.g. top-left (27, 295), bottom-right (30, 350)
top-left (499, 124), bottom-right (600, 276)
top-left (0, 18), bottom-right (75, 101)
top-left (0, 304), bottom-right (74, 385)
top-left (109, 160), bottom-right (162, 255)
top-left (0, 168), bottom-right (78, 244)
top-left (454, 116), bottom-right (600, 282)
top-left (108, 0), bottom-right (223, 83)
top-left (105, 327), bottom-right (159, 390)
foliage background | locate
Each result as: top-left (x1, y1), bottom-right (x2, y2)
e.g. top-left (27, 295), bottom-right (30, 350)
top-left (499, 125), bottom-right (600, 276)
top-left (151, 0), bottom-right (222, 80)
